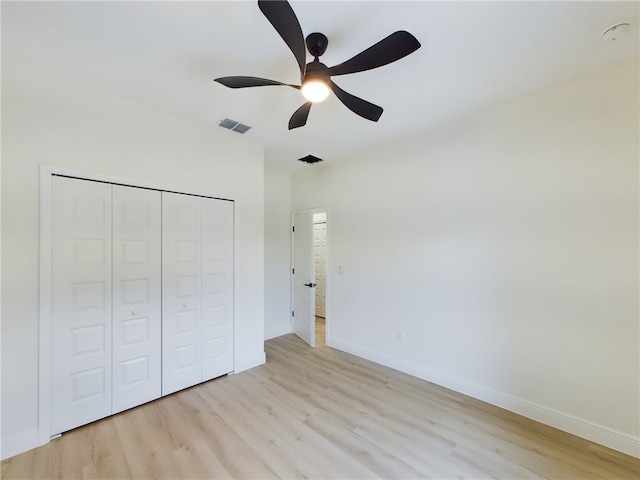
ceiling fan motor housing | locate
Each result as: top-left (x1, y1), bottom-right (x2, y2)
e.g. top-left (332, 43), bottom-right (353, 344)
top-left (303, 60), bottom-right (329, 84)
top-left (306, 32), bottom-right (328, 58)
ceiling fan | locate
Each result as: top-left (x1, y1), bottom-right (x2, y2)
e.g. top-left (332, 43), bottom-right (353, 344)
top-left (214, 0), bottom-right (421, 130)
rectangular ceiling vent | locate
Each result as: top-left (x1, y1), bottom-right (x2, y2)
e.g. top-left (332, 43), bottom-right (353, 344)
top-left (298, 154), bottom-right (323, 165)
top-left (219, 118), bottom-right (251, 134)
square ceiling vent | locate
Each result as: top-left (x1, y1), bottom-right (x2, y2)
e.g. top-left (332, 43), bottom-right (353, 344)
top-left (219, 118), bottom-right (251, 134)
top-left (298, 155), bottom-right (323, 165)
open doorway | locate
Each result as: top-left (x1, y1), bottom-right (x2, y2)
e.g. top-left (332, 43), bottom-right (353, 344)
top-left (291, 208), bottom-right (328, 348)
top-left (313, 212), bottom-right (327, 346)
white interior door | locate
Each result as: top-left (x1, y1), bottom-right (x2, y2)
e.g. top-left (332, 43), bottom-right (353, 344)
top-left (112, 185), bottom-right (161, 413)
top-left (313, 221), bottom-right (327, 318)
top-left (162, 192), bottom-right (202, 395)
top-left (51, 176), bottom-right (113, 434)
top-left (293, 211), bottom-right (315, 347)
top-left (201, 198), bottom-right (234, 380)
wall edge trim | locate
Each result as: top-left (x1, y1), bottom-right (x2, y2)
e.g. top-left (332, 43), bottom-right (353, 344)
top-left (234, 351), bottom-right (266, 374)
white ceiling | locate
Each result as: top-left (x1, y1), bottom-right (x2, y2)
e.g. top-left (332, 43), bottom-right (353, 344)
top-left (3, 1), bottom-right (638, 172)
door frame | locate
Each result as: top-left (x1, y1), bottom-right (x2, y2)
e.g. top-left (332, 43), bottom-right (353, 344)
top-left (290, 207), bottom-right (330, 347)
top-left (38, 164), bottom-right (234, 446)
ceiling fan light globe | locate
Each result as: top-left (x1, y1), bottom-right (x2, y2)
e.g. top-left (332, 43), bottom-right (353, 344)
top-left (302, 80), bottom-right (330, 103)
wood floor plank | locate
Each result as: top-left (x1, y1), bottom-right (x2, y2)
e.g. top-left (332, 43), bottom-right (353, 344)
top-left (195, 378), bottom-right (299, 479)
top-left (200, 373), bottom-right (379, 479)
top-left (237, 367), bottom-right (320, 422)
top-left (303, 410), bottom-right (427, 479)
top-left (168, 386), bottom-right (270, 479)
top-left (2, 333), bottom-right (639, 479)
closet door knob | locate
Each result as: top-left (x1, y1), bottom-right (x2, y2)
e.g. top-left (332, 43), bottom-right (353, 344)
top-left (131, 310), bottom-right (136, 316)
top-left (183, 303), bottom-right (188, 308)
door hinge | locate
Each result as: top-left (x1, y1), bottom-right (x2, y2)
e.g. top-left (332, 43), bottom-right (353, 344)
top-left (292, 311), bottom-right (295, 317)
top-left (292, 226), bottom-right (295, 232)
top-left (292, 268), bottom-right (295, 274)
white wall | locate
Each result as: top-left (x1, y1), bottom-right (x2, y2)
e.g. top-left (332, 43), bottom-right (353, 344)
top-left (292, 59), bottom-right (639, 456)
top-left (1, 60), bottom-right (265, 458)
top-left (264, 167), bottom-right (292, 340)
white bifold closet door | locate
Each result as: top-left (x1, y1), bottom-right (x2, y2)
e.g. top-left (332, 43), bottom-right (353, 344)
top-left (51, 177), bottom-right (114, 434)
top-left (162, 193), bottom-right (234, 396)
top-left (162, 193), bottom-right (203, 394)
top-left (50, 177), bottom-right (233, 434)
top-left (201, 198), bottom-right (234, 380)
top-left (111, 185), bottom-right (162, 414)
top-left (51, 178), bottom-right (163, 433)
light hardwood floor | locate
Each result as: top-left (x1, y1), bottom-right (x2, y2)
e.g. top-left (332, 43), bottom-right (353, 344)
top-left (316, 316), bottom-right (325, 347)
top-left (2, 333), bottom-right (639, 479)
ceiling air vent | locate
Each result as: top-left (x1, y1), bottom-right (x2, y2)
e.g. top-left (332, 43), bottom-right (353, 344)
top-left (298, 155), bottom-right (323, 165)
top-left (218, 118), bottom-right (251, 134)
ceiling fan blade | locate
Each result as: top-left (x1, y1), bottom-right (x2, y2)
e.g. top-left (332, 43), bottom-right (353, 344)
top-left (258, 0), bottom-right (307, 77)
top-left (288, 102), bottom-right (312, 130)
top-left (327, 31), bottom-right (421, 77)
top-left (214, 76), bottom-right (299, 89)
top-left (329, 80), bottom-right (383, 122)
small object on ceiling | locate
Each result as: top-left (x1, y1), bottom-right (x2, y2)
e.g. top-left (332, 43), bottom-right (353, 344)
top-left (298, 154), bottom-right (323, 165)
top-left (218, 118), bottom-right (251, 134)
top-left (214, 0), bottom-right (421, 130)
top-left (601, 23), bottom-right (630, 42)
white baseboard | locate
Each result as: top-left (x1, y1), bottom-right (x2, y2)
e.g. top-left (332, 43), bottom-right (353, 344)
top-left (329, 337), bottom-right (640, 459)
top-left (1, 429), bottom-right (40, 461)
top-left (234, 351), bottom-right (266, 374)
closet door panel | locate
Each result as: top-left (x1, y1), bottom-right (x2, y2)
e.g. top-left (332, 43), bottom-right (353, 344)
top-left (202, 199), bottom-right (234, 380)
top-left (162, 192), bottom-right (202, 395)
top-left (51, 177), bottom-right (113, 435)
top-left (112, 185), bottom-right (162, 413)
